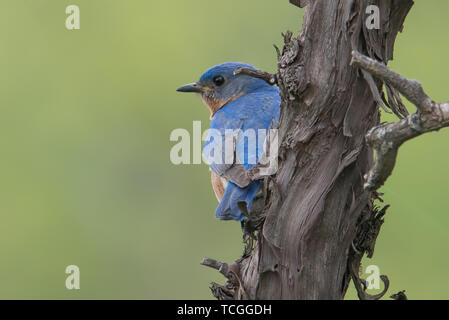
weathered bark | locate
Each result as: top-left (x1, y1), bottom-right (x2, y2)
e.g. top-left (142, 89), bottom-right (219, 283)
top-left (202, 0), bottom-right (416, 299)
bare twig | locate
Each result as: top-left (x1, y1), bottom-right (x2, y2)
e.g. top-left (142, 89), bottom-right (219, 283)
top-left (201, 258), bottom-right (248, 300)
top-left (351, 51), bottom-right (433, 112)
top-left (350, 267), bottom-right (390, 300)
top-left (349, 204), bottom-right (390, 300)
top-left (390, 290), bottom-right (408, 300)
top-left (233, 67), bottom-right (277, 86)
top-left (351, 50), bottom-right (449, 191)
top-left (289, 0), bottom-right (309, 8)
top-left (200, 258), bottom-right (230, 278)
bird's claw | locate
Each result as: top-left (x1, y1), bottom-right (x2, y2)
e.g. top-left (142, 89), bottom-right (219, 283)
top-left (240, 220), bottom-right (256, 258)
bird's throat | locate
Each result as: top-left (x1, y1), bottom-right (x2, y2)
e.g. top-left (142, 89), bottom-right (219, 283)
top-left (202, 92), bottom-right (245, 119)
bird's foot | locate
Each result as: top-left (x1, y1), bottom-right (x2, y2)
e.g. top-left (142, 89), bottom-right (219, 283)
top-left (237, 201), bottom-right (264, 258)
top-left (240, 221), bottom-right (255, 258)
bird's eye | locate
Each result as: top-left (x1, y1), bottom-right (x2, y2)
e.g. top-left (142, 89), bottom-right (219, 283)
top-left (213, 75), bottom-right (225, 87)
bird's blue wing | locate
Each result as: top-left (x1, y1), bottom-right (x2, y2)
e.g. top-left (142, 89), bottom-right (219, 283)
top-left (235, 92), bottom-right (280, 171)
top-left (215, 181), bottom-right (261, 221)
top-left (203, 87), bottom-right (280, 221)
top-left (203, 87), bottom-right (280, 179)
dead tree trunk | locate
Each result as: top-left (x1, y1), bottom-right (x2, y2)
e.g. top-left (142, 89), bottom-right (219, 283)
top-left (202, 0), bottom-right (420, 300)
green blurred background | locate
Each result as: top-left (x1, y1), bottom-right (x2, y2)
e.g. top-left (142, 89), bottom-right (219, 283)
top-left (0, 0), bottom-right (448, 299)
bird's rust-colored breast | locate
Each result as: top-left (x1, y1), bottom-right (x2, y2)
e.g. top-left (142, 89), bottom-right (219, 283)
top-left (210, 171), bottom-right (227, 202)
top-left (202, 92), bottom-right (245, 119)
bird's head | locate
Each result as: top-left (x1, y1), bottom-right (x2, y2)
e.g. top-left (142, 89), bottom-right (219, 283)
top-left (177, 62), bottom-right (269, 118)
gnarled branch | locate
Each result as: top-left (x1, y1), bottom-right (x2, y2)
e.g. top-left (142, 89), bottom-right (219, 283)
top-left (200, 258), bottom-right (230, 278)
top-left (351, 50), bottom-right (449, 191)
top-left (233, 67), bottom-right (277, 86)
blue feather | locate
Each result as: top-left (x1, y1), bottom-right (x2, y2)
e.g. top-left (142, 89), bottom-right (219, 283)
top-left (179, 62), bottom-right (281, 222)
top-left (215, 181), bottom-right (261, 221)
top-left (201, 64), bottom-right (280, 221)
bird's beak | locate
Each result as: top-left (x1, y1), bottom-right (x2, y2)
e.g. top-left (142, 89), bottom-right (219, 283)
top-left (176, 82), bottom-right (205, 93)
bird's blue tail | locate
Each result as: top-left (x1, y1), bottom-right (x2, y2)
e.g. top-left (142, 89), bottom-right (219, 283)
top-left (215, 180), bottom-right (261, 221)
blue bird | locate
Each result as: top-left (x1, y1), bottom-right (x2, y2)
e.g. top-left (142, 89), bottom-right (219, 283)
top-left (177, 62), bottom-right (281, 222)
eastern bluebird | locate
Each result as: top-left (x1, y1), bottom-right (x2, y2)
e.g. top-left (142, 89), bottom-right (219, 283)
top-left (177, 62), bottom-right (281, 222)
